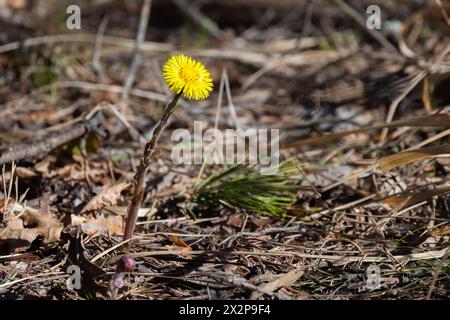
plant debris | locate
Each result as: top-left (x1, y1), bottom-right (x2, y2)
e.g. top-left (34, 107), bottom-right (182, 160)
top-left (0, 0), bottom-right (450, 300)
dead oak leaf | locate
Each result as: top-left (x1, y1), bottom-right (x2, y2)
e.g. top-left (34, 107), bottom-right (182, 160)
top-left (165, 237), bottom-right (193, 259)
top-left (81, 181), bottom-right (130, 213)
top-left (71, 214), bottom-right (123, 237)
top-left (21, 209), bottom-right (63, 244)
top-left (250, 267), bottom-right (304, 300)
top-left (0, 218), bottom-right (39, 251)
top-left (0, 208), bottom-right (63, 252)
top-left (35, 156), bottom-right (105, 182)
top-left (227, 214), bottom-right (244, 229)
top-left (431, 224), bottom-right (450, 237)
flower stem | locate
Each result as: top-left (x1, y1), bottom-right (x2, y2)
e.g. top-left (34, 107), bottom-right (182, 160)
top-left (123, 92), bottom-right (182, 241)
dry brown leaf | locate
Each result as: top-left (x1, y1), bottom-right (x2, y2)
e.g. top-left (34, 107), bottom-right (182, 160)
top-left (0, 197), bottom-right (14, 214)
top-left (70, 214), bottom-right (86, 226)
top-left (102, 206), bottom-right (157, 218)
top-left (5, 0), bottom-right (26, 9)
top-left (250, 267), bottom-right (304, 300)
top-left (154, 172), bottom-right (191, 197)
top-left (164, 237), bottom-right (193, 259)
top-left (431, 224), bottom-right (450, 236)
top-left (289, 114), bottom-right (450, 146)
top-left (0, 207), bottom-right (63, 252)
top-left (382, 186), bottom-right (450, 209)
top-left (227, 214), bottom-right (244, 228)
top-left (76, 214), bottom-right (123, 237)
top-left (81, 181), bottom-right (129, 213)
top-left (22, 212), bottom-right (61, 244)
top-left (0, 218), bottom-right (39, 251)
top-left (252, 216), bottom-right (277, 228)
top-left (35, 156), bottom-right (106, 181)
top-left (422, 76), bottom-right (433, 114)
top-left (15, 166), bottom-right (36, 178)
top-left (168, 235), bottom-right (193, 259)
top-left (170, 235), bottom-right (192, 250)
top-left (378, 145), bottom-right (450, 172)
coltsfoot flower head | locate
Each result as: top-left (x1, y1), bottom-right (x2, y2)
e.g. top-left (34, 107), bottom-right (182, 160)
top-left (163, 54), bottom-right (213, 100)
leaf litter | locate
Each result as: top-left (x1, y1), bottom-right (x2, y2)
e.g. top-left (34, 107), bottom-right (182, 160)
top-left (0, 0), bottom-right (450, 300)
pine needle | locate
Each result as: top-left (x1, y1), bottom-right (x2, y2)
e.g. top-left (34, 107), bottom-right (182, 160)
top-left (191, 162), bottom-right (300, 217)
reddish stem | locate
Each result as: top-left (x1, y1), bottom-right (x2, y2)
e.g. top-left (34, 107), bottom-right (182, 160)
top-left (123, 92), bottom-right (182, 241)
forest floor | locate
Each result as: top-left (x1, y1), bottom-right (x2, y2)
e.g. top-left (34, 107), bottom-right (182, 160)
top-left (0, 0), bottom-right (450, 300)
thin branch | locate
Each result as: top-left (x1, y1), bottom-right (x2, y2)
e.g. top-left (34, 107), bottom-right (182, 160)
top-left (201, 272), bottom-right (290, 300)
top-left (223, 68), bottom-right (241, 129)
top-left (0, 34), bottom-right (172, 55)
top-left (91, 15), bottom-right (109, 77)
top-left (122, 0), bottom-right (153, 100)
top-left (173, 0), bottom-right (224, 39)
top-left (214, 68), bottom-right (226, 130)
top-left (434, 0), bottom-right (450, 27)
top-left (332, 0), bottom-right (398, 53)
top-left (0, 113), bottom-right (104, 165)
top-left (426, 246), bottom-right (450, 299)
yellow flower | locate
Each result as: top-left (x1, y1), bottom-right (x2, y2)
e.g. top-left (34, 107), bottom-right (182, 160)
top-left (163, 54), bottom-right (213, 100)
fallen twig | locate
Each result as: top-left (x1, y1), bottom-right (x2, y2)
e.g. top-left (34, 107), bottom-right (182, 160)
top-left (129, 247), bottom-right (450, 265)
top-left (91, 15), bottom-right (109, 77)
top-left (0, 112), bottom-right (103, 165)
top-left (199, 272), bottom-right (290, 300)
top-left (173, 0), bottom-right (224, 39)
top-left (122, 0), bottom-right (152, 100)
top-left (332, 0), bottom-right (398, 53)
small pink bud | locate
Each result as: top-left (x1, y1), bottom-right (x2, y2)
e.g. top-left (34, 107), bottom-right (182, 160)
top-left (117, 255), bottom-right (136, 273)
top-left (112, 274), bottom-right (125, 289)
